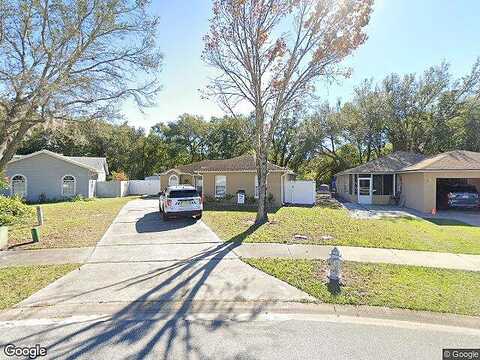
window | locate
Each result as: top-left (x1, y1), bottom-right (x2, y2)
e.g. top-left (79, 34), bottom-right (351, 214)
top-left (62, 175), bottom-right (76, 197)
top-left (11, 174), bottom-right (27, 198)
top-left (168, 174), bottom-right (179, 187)
top-left (215, 175), bottom-right (226, 198)
top-left (348, 175), bottom-right (353, 195)
top-left (372, 174), bottom-right (393, 196)
top-left (168, 189), bottom-right (200, 198)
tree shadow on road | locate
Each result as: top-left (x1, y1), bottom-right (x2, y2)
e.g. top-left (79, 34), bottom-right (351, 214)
top-left (7, 229), bottom-right (271, 359)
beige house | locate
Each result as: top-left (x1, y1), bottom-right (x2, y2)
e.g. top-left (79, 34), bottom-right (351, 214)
top-left (159, 154), bottom-right (295, 206)
top-left (335, 150), bottom-right (480, 213)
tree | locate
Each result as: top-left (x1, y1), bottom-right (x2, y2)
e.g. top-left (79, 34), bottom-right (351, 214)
top-left (0, 0), bottom-right (162, 171)
top-left (206, 115), bottom-right (253, 159)
top-left (203, 0), bottom-right (373, 223)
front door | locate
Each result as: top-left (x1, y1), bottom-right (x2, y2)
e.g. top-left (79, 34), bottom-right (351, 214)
top-left (358, 177), bottom-right (372, 204)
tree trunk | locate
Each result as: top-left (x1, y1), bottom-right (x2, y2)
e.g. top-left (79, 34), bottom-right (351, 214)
top-left (255, 148), bottom-right (269, 225)
top-left (0, 120), bottom-right (31, 172)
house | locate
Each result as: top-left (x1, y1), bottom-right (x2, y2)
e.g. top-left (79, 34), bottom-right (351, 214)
top-left (4, 150), bottom-right (108, 202)
top-left (159, 154), bottom-right (296, 206)
top-left (335, 150), bottom-right (480, 212)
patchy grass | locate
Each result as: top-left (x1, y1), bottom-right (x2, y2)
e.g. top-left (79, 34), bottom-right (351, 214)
top-left (203, 206), bottom-right (480, 254)
top-left (244, 258), bottom-right (480, 316)
top-left (0, 264), bottom-right (79, 310)
top-left (8, 197), bottom-right (135, 249)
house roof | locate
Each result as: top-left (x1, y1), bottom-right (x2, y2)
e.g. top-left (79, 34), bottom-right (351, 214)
top-left (164, 154), bottom-right (290, 174)
top-left (336, 151), bottom-right (427, 175)
top-left (9, 150), bottom-right (108, 174)
top-left (401, 150), bottom-right (480, 171)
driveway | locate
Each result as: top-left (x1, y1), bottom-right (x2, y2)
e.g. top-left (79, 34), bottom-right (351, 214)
top-left (10, 198), bottom-right (312, 314)
top-left (342, 201), bottom-right (480, 226)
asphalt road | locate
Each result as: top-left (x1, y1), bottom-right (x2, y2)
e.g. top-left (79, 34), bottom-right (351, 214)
top-left (1, 313), bottom-right (479, 360)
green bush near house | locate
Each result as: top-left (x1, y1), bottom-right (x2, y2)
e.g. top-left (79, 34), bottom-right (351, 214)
top-left (0, 196), bottom-right (35, 227)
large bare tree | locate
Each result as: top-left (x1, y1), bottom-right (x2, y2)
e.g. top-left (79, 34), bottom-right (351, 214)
top-left (203, 0), bottom-right (373, 223)
top-left (0, 0), bottom-right (162, 170)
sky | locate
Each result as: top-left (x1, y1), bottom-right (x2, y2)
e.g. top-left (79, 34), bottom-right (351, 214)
top-left (122, 0), bottom-right (480, 130)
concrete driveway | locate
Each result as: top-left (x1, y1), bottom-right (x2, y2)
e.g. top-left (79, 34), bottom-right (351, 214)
top-left (12, 198), bottom-right (312, 314)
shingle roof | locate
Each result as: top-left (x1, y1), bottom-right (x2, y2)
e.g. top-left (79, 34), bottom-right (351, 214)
top-left (10, 150), bottom-right (108, 174)
top-left (402, 150), bottom-right (480, 171)
top-left (337, 151), bottom-right (427, 175)
top-left (66, 156), bottom-right (109, 173)
top-left (167, 154), bottom-right (288, 174)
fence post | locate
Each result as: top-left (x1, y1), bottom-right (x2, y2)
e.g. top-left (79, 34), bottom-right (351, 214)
top-left (36, 206), bottom-right (44, 226)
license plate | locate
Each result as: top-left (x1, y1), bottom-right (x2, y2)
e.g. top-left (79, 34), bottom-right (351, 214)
top-left (179, 200), bottom-right (193, 206)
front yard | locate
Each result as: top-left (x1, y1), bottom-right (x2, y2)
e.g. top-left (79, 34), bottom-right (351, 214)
top-left (0, 264), bottom-right (79, 310)
top-left (203, 205), bottom-right (480, 254)
top-left (245, 258), bottom-right (480, 316)
top-left (8, 197), bottom-right (134, 249)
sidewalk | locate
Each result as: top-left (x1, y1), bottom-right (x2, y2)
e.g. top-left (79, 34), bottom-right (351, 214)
top-left (0, 247), bottom-right (94, 267)
top-left (233, 243), bottom-right (480, 272)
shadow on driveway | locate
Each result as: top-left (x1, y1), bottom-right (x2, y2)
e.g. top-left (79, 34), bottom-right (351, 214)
top-left (135, 211), bottom-right (197, 233)
top-left (8, 223), bottom-right (268, 359)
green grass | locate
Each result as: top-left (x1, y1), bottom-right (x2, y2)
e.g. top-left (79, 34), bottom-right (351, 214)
top-left (8, 197), bottom-right (135, 249)
top-left (203, 206), bottom-right (480, 254)
top-left (244, 258), bottom-right (480, 316)
top-left (0, 264), bottom-right (79, 310)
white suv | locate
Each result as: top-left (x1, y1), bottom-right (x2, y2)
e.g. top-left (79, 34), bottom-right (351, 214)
top-left (159, 185), bottom-right (203, 221)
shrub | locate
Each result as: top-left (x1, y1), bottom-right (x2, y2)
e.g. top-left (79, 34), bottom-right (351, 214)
top-left (0, 172), bottom-right (8, 190)
top-left (112, 170), bottom-right (128, 181)
top-left (0, 196), bottom-right (35, 226)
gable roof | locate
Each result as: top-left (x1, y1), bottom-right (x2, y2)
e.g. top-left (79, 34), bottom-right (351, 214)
top-left (164, 154), bottom-right (289, 174)
top-left (336, 151), bottom-right (427, 175)
top-left (402, 150), bottom-right (480, 171)
top-left (9, 150), bottom-right (108, 174)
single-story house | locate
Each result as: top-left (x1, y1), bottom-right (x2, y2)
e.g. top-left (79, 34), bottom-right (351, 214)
top-left (159, 154), bottom-right (296, 206)
top-left (335, 150), bottom-right (480, 212)
top-left (3, 150), bottom-right (108, 202)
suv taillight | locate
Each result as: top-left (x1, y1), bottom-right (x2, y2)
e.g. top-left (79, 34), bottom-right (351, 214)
top-left (166, 199), bottom-right (172, 207)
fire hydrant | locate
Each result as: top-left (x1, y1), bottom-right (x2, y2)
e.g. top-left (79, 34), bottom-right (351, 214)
top-left (327, 247), bottom-right (343, 283)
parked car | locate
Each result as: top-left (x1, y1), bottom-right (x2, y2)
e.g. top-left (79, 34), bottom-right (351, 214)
top-left (445, 184), bottom-right (480, 209)
top-left (159, 185), bottom-right (203, 220)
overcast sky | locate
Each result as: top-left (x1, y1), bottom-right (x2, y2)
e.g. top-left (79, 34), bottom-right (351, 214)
top-left (122, 0), bottom-right (480, 130)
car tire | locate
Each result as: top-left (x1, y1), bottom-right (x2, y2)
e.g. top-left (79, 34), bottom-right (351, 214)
top-left (195, 213), bottom-right (202, 220)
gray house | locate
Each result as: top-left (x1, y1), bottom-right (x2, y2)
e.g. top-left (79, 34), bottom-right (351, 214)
top-left (4, 150), bottom-right (108, 202)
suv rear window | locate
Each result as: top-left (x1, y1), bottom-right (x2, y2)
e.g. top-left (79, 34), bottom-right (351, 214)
top-left (168, 190), bottom-right (199, 198)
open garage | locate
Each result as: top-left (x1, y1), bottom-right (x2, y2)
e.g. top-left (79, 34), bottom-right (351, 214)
top-left (436, 178), bottom-right (480, 210)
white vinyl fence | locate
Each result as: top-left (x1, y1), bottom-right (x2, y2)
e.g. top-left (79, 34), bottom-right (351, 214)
top-left (96, 181), bottom-right (129, 198)
top-left (284, 180), bottom-right (316, 205)
top-left (128, 180), bottom-right (161, 195)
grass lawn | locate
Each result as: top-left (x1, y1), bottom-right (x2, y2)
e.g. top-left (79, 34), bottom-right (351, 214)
top-left (203, 206), bottom-right (480, 254)
top-left (0, 264), bottom-right (79, 310)
top-left (244, 258), bottom-right (480, 316)
top-left (8, 197), bottom-right (135, 249)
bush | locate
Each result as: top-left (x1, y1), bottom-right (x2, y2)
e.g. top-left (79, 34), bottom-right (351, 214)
top-left (111, 170), bottom-right (128, 181)
top-left (0, 172), bottom-right (7, 190)
top-left (70, 194), bottom-right (94, 202)
top-left (0, 196), bottom-right (35, 226)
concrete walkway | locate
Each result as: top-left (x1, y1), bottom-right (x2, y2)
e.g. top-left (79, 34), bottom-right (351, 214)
top-left (0, 247), bottom-right (94, 267)
top-left (234, 243), bottom-right (480, 272)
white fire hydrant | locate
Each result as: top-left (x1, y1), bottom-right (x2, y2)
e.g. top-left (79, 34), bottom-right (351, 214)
top-left (327, 247), bottom-right (342, 283)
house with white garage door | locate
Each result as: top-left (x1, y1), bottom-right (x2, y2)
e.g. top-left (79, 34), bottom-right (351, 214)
top-left (159, 154), bottom-right (315, 206)
top-left (335, 150), bottom-right (480, 213)
top-left (4, 150), bottom-right (108, 202)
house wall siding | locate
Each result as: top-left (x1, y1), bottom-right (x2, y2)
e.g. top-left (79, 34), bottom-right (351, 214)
top-left (5, 153), bottom-right (94, 202)
top-left (201, 171), bottom-right (283, 206)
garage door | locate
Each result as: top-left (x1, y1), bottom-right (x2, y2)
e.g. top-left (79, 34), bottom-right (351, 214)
top-left (284, 180), bottom-right (316, 205)
top-left (436, 178), bottom-right (480, 210)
